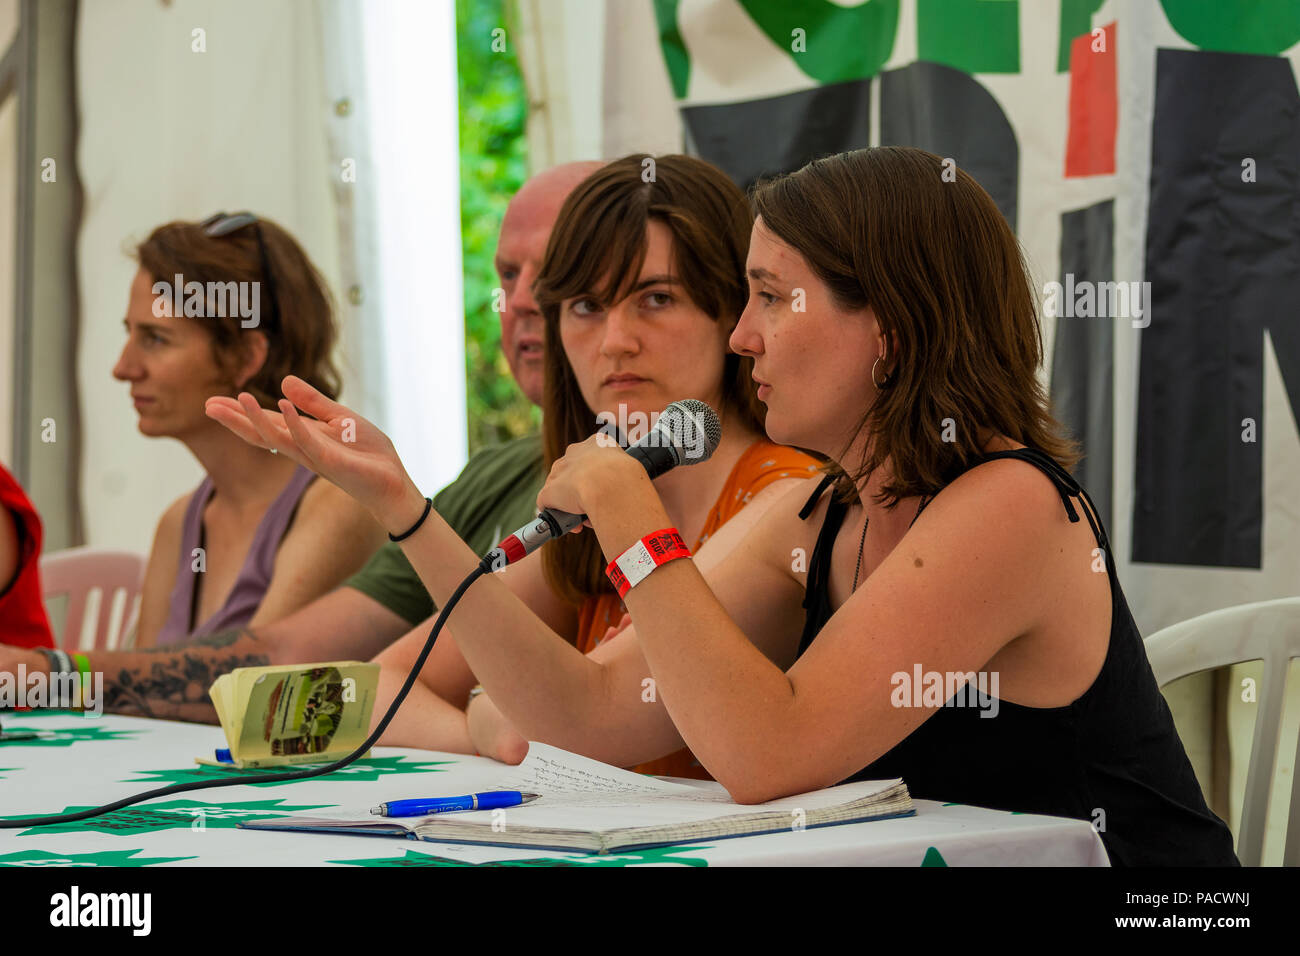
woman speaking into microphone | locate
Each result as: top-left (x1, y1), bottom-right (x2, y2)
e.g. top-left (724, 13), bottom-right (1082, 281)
top-left (210, 147), bottom-right (1236, 865)
top-left (207, 154), bottom-right (819, 779)
top-left (487, 147), bottom-right (1235, 867)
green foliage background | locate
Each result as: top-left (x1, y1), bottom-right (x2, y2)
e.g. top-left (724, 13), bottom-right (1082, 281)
top-left (458, 0), bottom-right (539, 455)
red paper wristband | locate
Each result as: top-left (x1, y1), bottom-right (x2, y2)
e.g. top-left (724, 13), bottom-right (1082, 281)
top-left (605, 528), bottom-right (691, 599)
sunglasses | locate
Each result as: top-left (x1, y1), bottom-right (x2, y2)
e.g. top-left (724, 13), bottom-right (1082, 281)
top-left (200, 211), bottom-right (280, 333)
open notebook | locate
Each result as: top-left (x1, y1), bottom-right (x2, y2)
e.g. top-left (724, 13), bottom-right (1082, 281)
top-left (239, 742), bottom-right (914, 854)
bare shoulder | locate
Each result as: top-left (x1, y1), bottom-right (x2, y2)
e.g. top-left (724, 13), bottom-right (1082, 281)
top-left (255, 479), bottom-right (385, 623)
top-left (739, 475), bottom-right (815, 515)
top-left (909, 446), bottom-right (1110, 704)
top-left (161, 491), bottom-right (191, 525)
top-left (694, 476), bottom-right (817, 573)
top-left (900, 446), bottom-right (1093, 632)
top-left (153, 493), bottom-right (191, 548)
top-left (278, 478), bottom-right (384, 563)
top-left (134, 492), bottom-right (193, 647)
top-left (735, 475), bottom-right (827, 581)
top-left (906, 437), bottom-right (1064, 532)
top-left (744, 473), bottom-right (824, 524)
top-left (296, 476), bottom-right (346, 512)
top-left (147, 493), bottom-right (191, 571)
top-left (944, 453), bottom-right (1065, 522)
top-left (295, 477), bottom-right (374, 526)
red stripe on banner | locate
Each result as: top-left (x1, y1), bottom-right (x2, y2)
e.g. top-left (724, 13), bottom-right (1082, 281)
top-left (1065, 21), bottom-right (1117, 178)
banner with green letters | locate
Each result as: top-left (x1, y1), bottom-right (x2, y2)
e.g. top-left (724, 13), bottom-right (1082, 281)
top-left (646, 0), bottom-right (1300, 637)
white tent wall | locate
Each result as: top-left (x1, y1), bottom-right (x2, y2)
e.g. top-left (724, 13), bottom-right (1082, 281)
top-left (352, 1), bottom-right (466, 498)
top-left (0, 0), bottom-right (20, 465)
top-left (77, 0), bottom-right (340, 556)
top-left (75, 0), bottom-right (464, 557)
top-left (513, 0), bottom-right (679, 168)
top-left (0, 91), bottom-right (16, 465)
top-left (600, 0), bottom-right (680, 159)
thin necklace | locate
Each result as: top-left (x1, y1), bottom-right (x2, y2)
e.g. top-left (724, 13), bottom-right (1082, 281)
top-left (851, 511), bottom-right (869, 594)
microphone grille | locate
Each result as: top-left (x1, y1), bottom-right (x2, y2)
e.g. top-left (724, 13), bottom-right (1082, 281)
top-left (663, 400), bottom-right (722, 465)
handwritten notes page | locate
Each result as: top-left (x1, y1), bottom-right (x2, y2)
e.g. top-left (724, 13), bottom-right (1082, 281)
top-left (489, 742), bottom-right (707, 805)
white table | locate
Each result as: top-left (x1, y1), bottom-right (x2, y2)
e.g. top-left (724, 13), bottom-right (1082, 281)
top-left (0, 712), bottom-right (1109, 867)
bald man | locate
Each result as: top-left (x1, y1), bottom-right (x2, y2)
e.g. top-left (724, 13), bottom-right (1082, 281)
top-left (340, 161), bottom-right (602, 637)
top-left (0, 162), bottom-right (601, 722)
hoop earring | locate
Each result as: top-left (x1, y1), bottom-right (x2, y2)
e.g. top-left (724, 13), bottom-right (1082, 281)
top-left (872, 356), bottom-right (891, 389)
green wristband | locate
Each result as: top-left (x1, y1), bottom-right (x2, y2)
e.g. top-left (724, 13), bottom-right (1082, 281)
top-left (72, 652), bottom-right (92, 710)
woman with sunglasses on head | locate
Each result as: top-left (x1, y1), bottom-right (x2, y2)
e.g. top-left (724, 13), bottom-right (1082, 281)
top-left (116, 213), bottom-right (384, 646)
top-left (208, 156), bottom-right (821, 779)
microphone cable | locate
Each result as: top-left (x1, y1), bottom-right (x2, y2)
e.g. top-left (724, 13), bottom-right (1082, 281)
top-left (1, 400), bottom-right (720, 827)
top-left (0, 559), bottom-right (492, 828)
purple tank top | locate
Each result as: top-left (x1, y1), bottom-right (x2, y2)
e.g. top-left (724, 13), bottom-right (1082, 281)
top-left (154, 465), bottom-right (317, 644)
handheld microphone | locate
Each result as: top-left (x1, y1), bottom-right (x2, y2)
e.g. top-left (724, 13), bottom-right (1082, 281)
top-left (484, 399), bottom-right (722, 570)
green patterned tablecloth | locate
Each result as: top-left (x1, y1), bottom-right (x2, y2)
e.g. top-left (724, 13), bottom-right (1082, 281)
top-left (0, 713), bottom-right (1109, 867)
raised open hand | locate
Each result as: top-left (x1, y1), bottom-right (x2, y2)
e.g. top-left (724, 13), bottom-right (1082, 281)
top-left (205, 375), bottom-right (424, 533)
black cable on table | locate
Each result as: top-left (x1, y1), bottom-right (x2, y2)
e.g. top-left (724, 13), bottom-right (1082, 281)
top-left (0, 560), bottom-right (491, 828)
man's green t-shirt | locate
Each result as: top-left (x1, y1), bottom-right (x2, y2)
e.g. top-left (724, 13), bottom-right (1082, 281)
top-left (345, 433), bottom-right (545, 625)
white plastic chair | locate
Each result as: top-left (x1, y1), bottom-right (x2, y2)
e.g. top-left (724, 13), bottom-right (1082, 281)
top-left (1144, 597), bottom-right (1300, 867)
top-left (39, 547), bottom-right (145, 651)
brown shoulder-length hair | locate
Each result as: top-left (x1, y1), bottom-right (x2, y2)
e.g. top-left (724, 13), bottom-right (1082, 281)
top-left (751, 146), bottom-right (1079, 507)
top-left (135, 217), bottom-right (341, 408)
top-left (534, 154), bottom-right (766, 607)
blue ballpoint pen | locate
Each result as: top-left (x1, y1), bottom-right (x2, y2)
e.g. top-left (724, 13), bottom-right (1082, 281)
top-left (370, 791), bottom-right (541, 817)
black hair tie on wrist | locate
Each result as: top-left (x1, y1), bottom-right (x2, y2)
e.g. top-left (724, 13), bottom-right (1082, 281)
top-left (389, 496), bottom-right (433, 542)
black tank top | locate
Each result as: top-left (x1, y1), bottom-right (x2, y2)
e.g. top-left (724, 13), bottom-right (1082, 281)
top-left (796, 447), bottom-right (1239, 866)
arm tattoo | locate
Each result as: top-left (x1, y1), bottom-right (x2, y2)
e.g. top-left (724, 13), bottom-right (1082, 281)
top-left (100, 628), bottom-right (270, 721)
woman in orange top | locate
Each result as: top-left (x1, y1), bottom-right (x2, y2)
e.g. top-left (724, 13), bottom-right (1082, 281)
top-left (573, 441), bottom-right (817, 777)
top-left (578, 443), bottom-right (819, 657)
top-left (209, 155), bottom-right (819, 776)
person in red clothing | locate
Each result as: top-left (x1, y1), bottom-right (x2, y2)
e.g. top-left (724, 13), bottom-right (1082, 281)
top-left (0, 464), bottom-right (55, 648)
